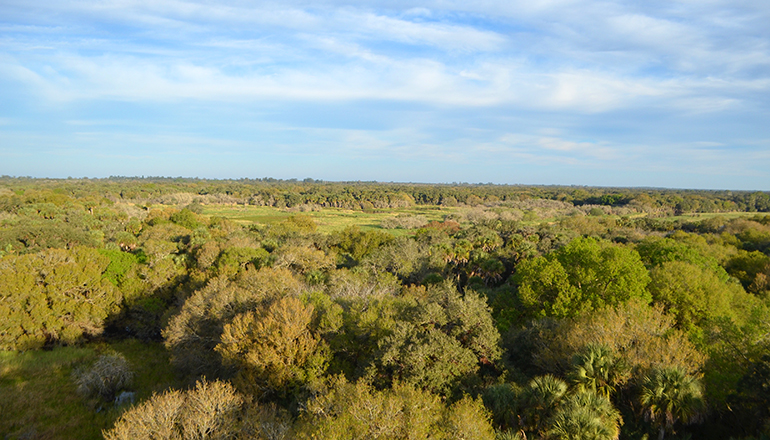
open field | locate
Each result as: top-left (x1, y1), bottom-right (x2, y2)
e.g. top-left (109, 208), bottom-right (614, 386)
top-left (200, 204), bottom-right (769, 233)
top-left (0, 340), bottom-right (179, 440)
top-left (661, 211), bottom-right (767, 222)
top-left (201, 204), bottom-right (460, 234)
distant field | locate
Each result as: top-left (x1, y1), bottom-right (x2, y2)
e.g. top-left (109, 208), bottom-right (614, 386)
top-left (201, 205), bottom-right (459, 234)
top-left (662, 212), bottom-right (764, 222)
top-left (196, 204), bottom-right (767, 234)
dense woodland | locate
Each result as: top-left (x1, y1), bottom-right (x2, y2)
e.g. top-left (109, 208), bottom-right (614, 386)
top-left (1, 177), bottom-right (770, 440)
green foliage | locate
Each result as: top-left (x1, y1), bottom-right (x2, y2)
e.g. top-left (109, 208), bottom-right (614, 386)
top-left (0, 247), bottom-right (122, 350)
top-left (3, 178), bottom-right (770, 439)
top-left (99, 248), bottom-right (138, 286)
top-left (376, 284), bottom-right (501, 394)
top-left (568, 343), bottom-right (627, 399)
top-left (362, 236), bottom-right (442, 284)
top-left (521, 375), bottom-right (569, 434)
top-left (649, 260), bottom-right (757, 331)
top-left (698, 305), bottom-right (770, 423)
top-left (329, 226), bottom-right (394, 265)
top-left (514, 255), bottom-right (579, 318)
top-left (272, 244), bottom-right (334, 275)
top-left (483, 382), bottom-right (520, 430)
top-left (738, 354), bottom-right (770, 431)
top-left (321, 291), bottom-right (410, 378)
top-left (444, 395), bottom-right (498, 440)
top-left (513, 237), bottom-right (650, 319)
top-left (638, 367), bottom-right (705, 439)
top-left (169, 208), bottom-right (201, 230)
top-left (216, 295), bottom-right (329, 398)
top-left (725, 250), bottom-right (770, 295)
top-left (637, 237), bottom-right (729, 280)
top-left (0, 218), bottom-right (100, 253)
top-left (547, 390), bottom-right (622, 440)
top-left (296, 376), bottom-right (495, 440)
top-left (214, 246), bottom-right (270, 277)
top-left (325, 267), bottom-right (401, 299)
top-left (512, 300), bottom-right (705, 378)
top-left (727, 218), bottom-right (770, 254)
top-left (163, 268), bottom-right (304, 378)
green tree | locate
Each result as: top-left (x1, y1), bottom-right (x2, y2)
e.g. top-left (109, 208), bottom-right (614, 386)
top-left (568, 343), bottom-right (627, 399)
top-left (648, 260), bottom-right (757, 331)
top-left (517, 299), bottom-right (705, 378)
top-left (376, 284), bottom-right (501, 394)
top-left (639, 367), bottom-right (705, 440)
top-left (521, 375), bottom-right (569, 435)
top-left (547, 390), bottom-right (622, 440)
top-left (163, 268), bottom-right (303, 377)
top-left (513, 237), bottom-right (650, 319)
top-left (296, 377), bottom-right (495, 440)
top-left (0, 247), bottom-right (121, 350)
top-left (482, 383), bottom-right (520, 431)
top-left (216, 295), bottom-right (329, 398)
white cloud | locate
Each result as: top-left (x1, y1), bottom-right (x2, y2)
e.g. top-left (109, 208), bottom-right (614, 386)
top-left (1, 0), bottom-right (769, 188)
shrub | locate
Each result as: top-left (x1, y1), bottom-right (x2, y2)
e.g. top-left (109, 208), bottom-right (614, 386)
top-left (163, 268), bottom-right (304, 378)
top-left (296, 377), bottom-right (496, 440)
top-left (0, 247), bottom-right (122, 350)
top-left (74, 353), bottom-right (134, 401)
top-left (216, 295), bottom-right (329, 398)
top-left (103, 379), bottom-right (244, 440)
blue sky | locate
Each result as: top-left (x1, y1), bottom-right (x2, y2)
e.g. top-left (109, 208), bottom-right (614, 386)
top-left (1, 1), bottom-right (769, 190)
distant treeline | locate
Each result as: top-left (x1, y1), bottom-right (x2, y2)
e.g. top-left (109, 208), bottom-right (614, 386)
top-left (1, 176), bottom-right (769, 213)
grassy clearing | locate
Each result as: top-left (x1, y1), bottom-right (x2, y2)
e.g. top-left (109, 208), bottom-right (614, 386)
top-left (0, 346), bottom-right (109, 439)
top-left (660, 211), bottom-right (764, 222)
top-left (180, 203), bottom-right (768, 235)
top-left (202, 205), bottom-right (458, 234)
top-left (0, 339), bottom-right (179, 440)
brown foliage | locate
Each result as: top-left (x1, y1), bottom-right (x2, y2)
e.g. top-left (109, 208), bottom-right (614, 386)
top-left (530, 300), bottom-right (706, 378)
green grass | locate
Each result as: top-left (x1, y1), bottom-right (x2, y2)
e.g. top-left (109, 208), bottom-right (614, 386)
top-left (177, 203), bottom-right (769, 235)
top-left (660, 211), bottom-right (762, 222)
top-left (0, 339), bottom-right (180, 440)
top-left (202, 205), bottom-right (459, 234)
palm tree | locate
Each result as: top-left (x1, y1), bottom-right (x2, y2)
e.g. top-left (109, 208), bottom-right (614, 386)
top-left (483, 383), bottom-right (519, 430)
top-left (638, 366), bottom-right (705, 440)
top-left (521, 375), bottom-right (568, 435)
top-left (547, 390), bottom-right (622, 440)
top-left (569, 343), bottom-right (628, 399)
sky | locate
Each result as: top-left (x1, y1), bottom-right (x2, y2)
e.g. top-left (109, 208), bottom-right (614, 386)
top-left (1, 1), bottom-right (769, 190)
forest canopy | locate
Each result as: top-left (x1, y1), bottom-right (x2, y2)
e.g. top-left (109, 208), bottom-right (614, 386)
top-left (1, 177), bottom-right (769, 440)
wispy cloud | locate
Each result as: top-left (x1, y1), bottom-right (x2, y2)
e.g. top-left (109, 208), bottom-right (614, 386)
top-left (1, 0), bottom-right (769, 188)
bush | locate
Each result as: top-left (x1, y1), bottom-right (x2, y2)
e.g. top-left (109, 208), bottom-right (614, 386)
top-left (0, 247), bottom-right (122, 350)
top-left (103, 379), bottom-right (245, 440)
top-left (216, 295), bottom-right (329, 398)
top-left (163, 268), bottom-right (304, 378)
top-left (74, 353), bottom-right (134, 401)
top-left (296, 376), bottom-right (496, 440)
